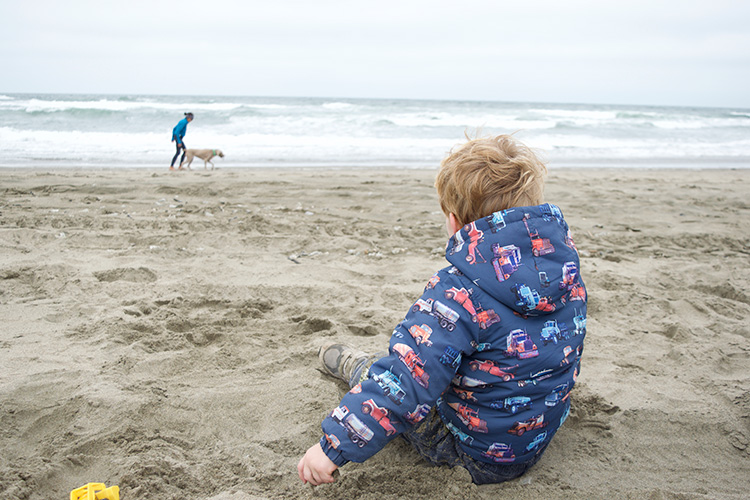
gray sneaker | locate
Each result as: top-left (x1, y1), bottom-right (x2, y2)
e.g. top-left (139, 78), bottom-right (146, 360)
top-left (318, 343), bottom-right (369, 384)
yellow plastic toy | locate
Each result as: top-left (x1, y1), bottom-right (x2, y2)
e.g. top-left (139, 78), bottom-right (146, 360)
top-left (70, 483), bottom-right (119, 500)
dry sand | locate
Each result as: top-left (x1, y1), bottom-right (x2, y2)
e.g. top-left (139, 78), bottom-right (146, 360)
top-left (1, 166), bottom-right (749, 500)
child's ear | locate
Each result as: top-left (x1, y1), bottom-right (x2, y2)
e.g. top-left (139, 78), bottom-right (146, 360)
top-left (447, 213), bottom-right (462, 235)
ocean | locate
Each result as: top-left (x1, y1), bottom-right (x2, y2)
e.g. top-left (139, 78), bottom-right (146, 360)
top-left (1, 93), bottom-right (748, 168)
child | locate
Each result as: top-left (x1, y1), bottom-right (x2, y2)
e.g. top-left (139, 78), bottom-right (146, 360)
top-left (297, 134), bottom-right (587, 485)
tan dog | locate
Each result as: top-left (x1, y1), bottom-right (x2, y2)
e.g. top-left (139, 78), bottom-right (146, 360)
top-left (180, 149), bottom-right (224, 170)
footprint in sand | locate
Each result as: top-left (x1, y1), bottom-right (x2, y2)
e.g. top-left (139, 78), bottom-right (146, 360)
top-left (94, 267), bottom-right (157, 283)
top-left (293, 316), bottom-right (334, 335)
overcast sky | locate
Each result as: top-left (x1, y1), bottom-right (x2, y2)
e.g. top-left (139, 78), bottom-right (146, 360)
top-left (1, 1), bottom-right (748, 108)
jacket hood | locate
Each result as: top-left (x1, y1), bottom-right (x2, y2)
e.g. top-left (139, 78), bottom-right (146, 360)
top-left (445, 203), bottom-right (582, 317)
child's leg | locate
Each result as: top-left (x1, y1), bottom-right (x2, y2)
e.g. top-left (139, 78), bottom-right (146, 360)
top-left (318, 344), bottom-right (386, 388)
top-left (347, 352), bottom-right (385, 387)
top-left (401, 408), bottom-right (546, 485)
top-left (400, 408), bottom-right (465, 469)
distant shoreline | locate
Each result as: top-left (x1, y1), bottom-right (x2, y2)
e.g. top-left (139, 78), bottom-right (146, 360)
top-left (1, 158), bottom-right (748, 170)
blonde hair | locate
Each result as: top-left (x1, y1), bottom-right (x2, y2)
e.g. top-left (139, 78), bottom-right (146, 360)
top-left (435, 134), bottom-right (547, 226)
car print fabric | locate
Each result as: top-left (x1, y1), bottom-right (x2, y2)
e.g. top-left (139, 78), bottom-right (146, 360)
top-left (320, 203), bottom-right (587, 467)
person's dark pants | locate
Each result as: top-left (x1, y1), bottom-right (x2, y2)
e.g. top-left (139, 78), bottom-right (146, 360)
top-left (349, 354), bottom-right (547, 485)
top-left (171, 142), bottom-right (186, 167)
top-left (401, 407), bottom-right (547, 485)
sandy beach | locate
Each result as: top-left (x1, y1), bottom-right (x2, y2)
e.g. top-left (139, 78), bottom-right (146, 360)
top-left (1, 166), bottom-right (748, 500)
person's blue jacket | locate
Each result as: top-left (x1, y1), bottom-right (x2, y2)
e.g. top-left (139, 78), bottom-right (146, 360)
top-left (172, 118), bottom-right (189, 144)
top-left (320, 203), bottom-right (587, 467)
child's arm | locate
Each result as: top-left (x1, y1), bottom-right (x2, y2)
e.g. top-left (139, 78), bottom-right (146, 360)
top-left (297, 442), bottom-right (339, 485)
top-left (312, 268), bottom-right (481, 471)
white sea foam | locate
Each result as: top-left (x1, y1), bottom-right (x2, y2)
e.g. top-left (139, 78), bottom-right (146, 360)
top-left (527, 108), bottom-right (620, 121)
top-left (1, 98), bottom-right (247, 113)
top-left (381, 111), bottom-right (556, 131)
top-left (0, 94), bottom-right (748, 167)
top-left (322, 102), bottom-right (357, 110)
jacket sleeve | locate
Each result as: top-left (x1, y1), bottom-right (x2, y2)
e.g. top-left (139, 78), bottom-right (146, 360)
top-left (320, 268), bottom-right (480, 464)
top-left (172, 120), bottom-right (187, 142)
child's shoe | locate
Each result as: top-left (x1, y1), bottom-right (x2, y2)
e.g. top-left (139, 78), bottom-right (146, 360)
top-left (318, 344), bottom-right (369, 384)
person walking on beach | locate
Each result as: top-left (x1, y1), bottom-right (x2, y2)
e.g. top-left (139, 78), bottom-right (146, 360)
top-left (298, 134), bottom-right (587, 486)
top-left (170, 112), bottom-right (193, 170)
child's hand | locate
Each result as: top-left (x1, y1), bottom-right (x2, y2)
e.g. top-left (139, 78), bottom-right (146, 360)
top-left (297, 442), bottom-right (339, 486)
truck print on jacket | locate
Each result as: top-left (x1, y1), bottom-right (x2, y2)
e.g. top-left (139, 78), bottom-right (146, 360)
top-left (320, 204), bottom-right (587, 468)
top-left (412, 298), bottom-right (459, 332)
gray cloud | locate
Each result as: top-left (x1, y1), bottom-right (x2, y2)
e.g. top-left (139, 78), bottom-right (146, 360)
top-left (1, 0), bottom-right (748, 107)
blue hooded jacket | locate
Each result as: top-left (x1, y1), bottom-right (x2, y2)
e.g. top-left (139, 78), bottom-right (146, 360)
top-left (320, 203), bottom-right (586, 467)
top-left (172, 118), bottom-right (189, 143)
